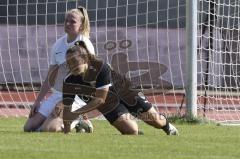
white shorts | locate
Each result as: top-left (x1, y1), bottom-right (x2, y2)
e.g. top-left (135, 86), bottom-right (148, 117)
top-left (38, 92), bottom-right (62, 117)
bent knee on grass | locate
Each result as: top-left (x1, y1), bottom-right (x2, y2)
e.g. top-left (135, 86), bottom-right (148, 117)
top-left (40, 117), bottom-right (63, 132)
top-left (112, 113), bottom-right (139, 135)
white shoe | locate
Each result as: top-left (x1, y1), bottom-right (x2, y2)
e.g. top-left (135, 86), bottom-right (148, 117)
top-left (74, 118), bottom-right (94, 133)
top-left (167, 123), bottom-right (179, 135)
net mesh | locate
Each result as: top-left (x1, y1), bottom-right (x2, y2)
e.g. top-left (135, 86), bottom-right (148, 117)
top-left (0, 0), bottom-right (239, 124)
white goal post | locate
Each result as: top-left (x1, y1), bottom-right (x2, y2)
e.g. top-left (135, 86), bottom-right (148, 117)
top-left (0, 0), bottom-right (240, 124)
top-left (186, 0), bottom-right (198, 118)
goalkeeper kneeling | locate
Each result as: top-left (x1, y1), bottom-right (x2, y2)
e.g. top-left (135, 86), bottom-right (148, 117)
top-left (63, 40), bottom-right (179, 135)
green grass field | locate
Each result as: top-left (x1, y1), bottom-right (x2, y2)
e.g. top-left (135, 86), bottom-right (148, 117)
top-left (0, 118), bottom-right (240, 159)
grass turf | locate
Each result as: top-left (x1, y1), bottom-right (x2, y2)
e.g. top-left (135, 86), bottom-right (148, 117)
top-left (0, 118), bottom-right (240, 159)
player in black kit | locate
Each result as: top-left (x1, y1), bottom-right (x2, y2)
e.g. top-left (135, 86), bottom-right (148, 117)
top-left (62, 41), bottom-right (179, 135)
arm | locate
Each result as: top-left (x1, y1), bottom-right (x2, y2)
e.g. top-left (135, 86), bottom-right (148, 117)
top-left (29, 65), bottom-right (59, 117)
top-left (62, 83), bottom-right (109, 116)
top-left (62, 86), bottom-right (109, 134)
top-left (64, 85), bottom-right (120, 120)
top-left (73, 87), bottom-right (109, 114)
top-left (62, 63), bottom-right (112, 133)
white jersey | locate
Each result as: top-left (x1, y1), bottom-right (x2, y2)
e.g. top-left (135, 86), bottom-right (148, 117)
top-left (50, 34), bottom-right (95, 92)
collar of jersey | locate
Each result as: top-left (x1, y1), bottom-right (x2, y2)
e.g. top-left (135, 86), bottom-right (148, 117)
top-left (64, 34), bottom-right (84, 47)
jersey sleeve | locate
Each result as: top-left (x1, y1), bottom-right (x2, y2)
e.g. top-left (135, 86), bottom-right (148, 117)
top-left (96, 64), bottom-right (111, 89)
top-left (49, 42), bottom-right (57, 65)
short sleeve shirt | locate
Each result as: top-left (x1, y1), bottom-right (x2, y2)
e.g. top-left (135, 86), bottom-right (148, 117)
top-left (50, 34), bottom-right (95, 65)
top-left (64, 63), bottom-right (112, 89)
top-left (49, 34), bottom-right (95, 92)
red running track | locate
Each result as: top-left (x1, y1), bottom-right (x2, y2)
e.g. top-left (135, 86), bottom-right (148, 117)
top-left (1, 91), bottom-right (240, 122)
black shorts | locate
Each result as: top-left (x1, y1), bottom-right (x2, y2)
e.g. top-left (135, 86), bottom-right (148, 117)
top-left (102, 96), bottom-right (152, 124)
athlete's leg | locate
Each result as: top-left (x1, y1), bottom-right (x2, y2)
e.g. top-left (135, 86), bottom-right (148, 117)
top-left (139, 107), bottom-right (178, 135)
top-left (138, 106), bottom-right (166, 128)
top-left (23, 113), bottom-right (46, 132)
top-left (125, 95), bottom-right (179, 135)
top-left (40, 100), bottom-right (94, 133)
top-left (112, 113), bottom-right (138, 135)
top-left (23, 92), bottom-right (62, 132)
top-left (39, 100), bottom-right (63, 132)
top-left (101, 103), bottom-right (139, 135)
top-left (40, 116), bottom-right (63, 132)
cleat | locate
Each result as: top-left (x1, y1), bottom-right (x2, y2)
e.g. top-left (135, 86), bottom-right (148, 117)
top-left (167, 123), bottom-right (179, 135)
top-left (162, 122), bottom-right (179, 135)
top-left (75, 119), bottom-right (93, 133)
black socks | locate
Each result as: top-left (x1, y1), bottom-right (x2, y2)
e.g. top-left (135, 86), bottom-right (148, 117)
top-left (161, 121), bottom-right (170, 135)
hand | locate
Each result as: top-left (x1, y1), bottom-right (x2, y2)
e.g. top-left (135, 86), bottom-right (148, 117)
top-left (63, 104), bottom-right (79, 134)
top-left (51, 101), bottom-right (64, 118)
top-left (29, 101), bottom-right (41, 118)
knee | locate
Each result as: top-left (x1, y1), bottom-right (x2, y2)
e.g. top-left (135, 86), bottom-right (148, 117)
top-left (43, 125), bottom-right (62, 132)
top-left (23, 124), bottom-right (33, 132)
top-left (119, 123), bottom-right (139, 135)
top-left (112, 113), bottom-right (139, 135)
top-left (121, 127), bottom-right (139, 135)
top-left (41, 119), bottom-right (63, 132)
top-left (49, 124), bottom-right (62, 132)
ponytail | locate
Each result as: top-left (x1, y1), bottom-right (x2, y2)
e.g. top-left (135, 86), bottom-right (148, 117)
top-left (77, 6), bottom-right (90, 38)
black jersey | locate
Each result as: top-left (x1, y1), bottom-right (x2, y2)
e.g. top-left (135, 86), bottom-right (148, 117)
top-left (63, 60), bottom-right (139, 109)
top-left (64, 62), bottom-right (111, 89)
top-left (62, 60), bottom-right (152, 123)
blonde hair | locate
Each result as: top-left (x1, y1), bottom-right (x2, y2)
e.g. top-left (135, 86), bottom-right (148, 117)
top-left (66, 6), bottom-right (90, 38)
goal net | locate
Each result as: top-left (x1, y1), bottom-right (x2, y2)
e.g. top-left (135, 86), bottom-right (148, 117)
top-left (0, 0), bottom-right (239, 124)
top-left (198, 0), bottom-right (240, 124)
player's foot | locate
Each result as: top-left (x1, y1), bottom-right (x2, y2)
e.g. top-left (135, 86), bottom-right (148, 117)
top-left (167, 123), bottom-right (179, 135)
top-left (75, 118), bottom-right (94, 133)
top-left (162, 122), bottom-right (179, 135)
